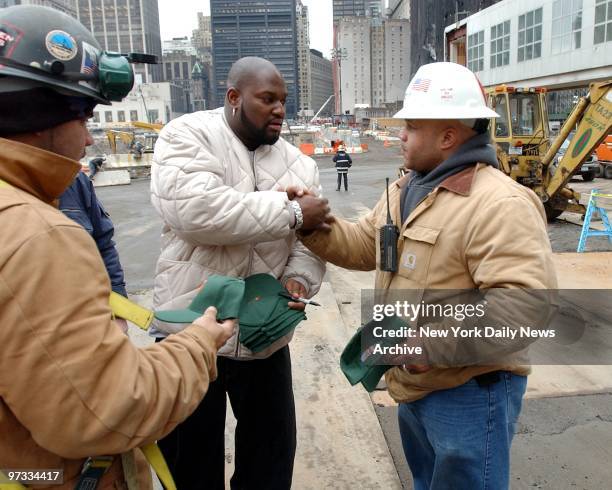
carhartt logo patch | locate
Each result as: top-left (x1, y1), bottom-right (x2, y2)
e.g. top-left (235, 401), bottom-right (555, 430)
top-left (403, 253), bottom-right (417, 270)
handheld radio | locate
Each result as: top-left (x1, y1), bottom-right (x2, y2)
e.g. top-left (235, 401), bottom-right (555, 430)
top-left (379, 178), bottom-right (399, 272)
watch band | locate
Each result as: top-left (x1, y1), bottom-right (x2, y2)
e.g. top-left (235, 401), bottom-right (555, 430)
top-left (289, 200), bottom-right (304, 230)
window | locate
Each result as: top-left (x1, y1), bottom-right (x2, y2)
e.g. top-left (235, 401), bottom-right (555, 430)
top-left (518, 7), bottom-right (543, 61)
top-left (93, 112), bottom-right (100, 123)
top-left (174, 62), bottom-right (181, 78)
top-left (490, 20), bottom-right (510, 68)
top-left (105, 111), bottom-right (113, 123)
top-left (165, 63), bottom-right (172, 80)
top-left (552, 0), bottom-right (582, 53)
top-left (130, 110), bottom-right (139, 121)
top-left (491, 95), bottom-right (510, 137)
top-left (594, 0), bottom-right (612, 44)
top-left (148, 109), bottom-right (159, 123)
top-left (117, 111), bottom-right (126, 122)
top-left (468, 30), bottom-right (485, 72)
top-left (510, 93), bottom-right (541, 136)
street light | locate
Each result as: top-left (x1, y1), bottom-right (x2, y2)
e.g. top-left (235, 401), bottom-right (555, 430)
top-left (330, 47), bottom-right (348, 114)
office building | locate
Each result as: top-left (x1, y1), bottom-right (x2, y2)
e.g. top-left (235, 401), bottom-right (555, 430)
top-left (75, 0), bottom-right (163, 83)
top-left (210, 0), bottom-right (299, 118)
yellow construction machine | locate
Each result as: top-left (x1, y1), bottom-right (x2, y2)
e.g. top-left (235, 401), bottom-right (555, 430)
top-left (488, 80), bottom-right (611, 219)
top-left (105, 129), bottom-right (158, 156)
top-left (132, 121), bottom-right (164, 132)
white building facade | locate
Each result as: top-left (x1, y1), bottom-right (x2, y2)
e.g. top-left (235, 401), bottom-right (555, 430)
top-left (337, 15), bottom-right (410, 113)
top-left (384, 19), bottom-right (411, 104)
top-left (455, 0), bottom-right (612, 88)
top-left (91, 82), bottom-right (185, 127)
top-left (338, 16), bottom-right (372, 112)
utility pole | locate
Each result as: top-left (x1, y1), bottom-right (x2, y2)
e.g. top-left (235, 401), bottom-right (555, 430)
top-left (331, 47), bottom-right (348, 116)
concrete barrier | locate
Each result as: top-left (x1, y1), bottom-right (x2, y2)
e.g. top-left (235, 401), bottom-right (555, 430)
top-left (92, 170), bottom-right (131, 187)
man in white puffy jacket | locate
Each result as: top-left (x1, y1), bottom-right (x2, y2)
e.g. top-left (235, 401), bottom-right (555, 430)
top-left (150, 57), bottom-right (329, 489)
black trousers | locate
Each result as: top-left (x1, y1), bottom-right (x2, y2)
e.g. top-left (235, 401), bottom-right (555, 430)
top-left (336, 172), bottom-right (348, 190)
top-left (157, 345), bottom-right (296, 490)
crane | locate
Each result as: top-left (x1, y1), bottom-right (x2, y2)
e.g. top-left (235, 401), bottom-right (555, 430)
top-left (310, 95), bottom-right (334, 124)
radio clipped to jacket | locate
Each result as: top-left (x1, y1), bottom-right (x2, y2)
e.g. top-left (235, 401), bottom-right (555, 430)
top-left (379, 178), bottom-right (399, 272)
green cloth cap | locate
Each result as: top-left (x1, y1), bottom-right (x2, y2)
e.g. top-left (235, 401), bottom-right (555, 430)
top-left (238, 274), bottom-right (306, 352)
top-left (154, 275), bottom-right (245, 324)
top-left (339, 316), bottom-right (409, 392)
top-left (154, 273), bottom-right (308, 353)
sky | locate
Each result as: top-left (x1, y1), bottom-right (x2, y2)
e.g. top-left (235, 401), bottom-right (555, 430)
top-left (158, 0), bottom-right (334, 59)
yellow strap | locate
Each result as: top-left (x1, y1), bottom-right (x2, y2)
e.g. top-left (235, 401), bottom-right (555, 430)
top-left (0, 178), bottom-right (10, 189)
top-left (141, 444), bottom-right (177, 490)
top-left (107, 298), bottom-right (175, 488)
top-left (109, 292), bottom-right (154, 330)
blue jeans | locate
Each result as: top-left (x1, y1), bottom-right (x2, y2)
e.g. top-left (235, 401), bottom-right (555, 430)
top-left (398, 372), bottom-right (527, 490)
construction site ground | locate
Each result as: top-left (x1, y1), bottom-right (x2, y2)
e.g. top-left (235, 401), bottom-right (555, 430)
top-left (101, 138), bottom-right (612, 489)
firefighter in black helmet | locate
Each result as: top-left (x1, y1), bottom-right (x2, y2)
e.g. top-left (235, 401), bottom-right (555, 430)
top-left (0, 6), bottom-right (233, 489)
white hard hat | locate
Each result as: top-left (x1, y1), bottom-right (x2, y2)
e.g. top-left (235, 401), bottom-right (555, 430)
top-left (393, 62), bottom-right (499, 120)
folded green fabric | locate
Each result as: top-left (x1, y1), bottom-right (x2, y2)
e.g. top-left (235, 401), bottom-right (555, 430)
top-left (155, 273), bottom-right (308, 353)
top-left (340, 316), bottom-right (410, 392)
top-left (246, 317), bottom-right (305, 353)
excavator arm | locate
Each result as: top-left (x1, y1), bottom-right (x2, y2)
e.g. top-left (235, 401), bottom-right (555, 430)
top-left (544, 80), bottom-right (612, 201)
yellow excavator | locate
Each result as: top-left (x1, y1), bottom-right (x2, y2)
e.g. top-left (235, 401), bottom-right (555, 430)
top-left (132, 121), bottom-right (164, 132)
top-left (488, 80), bottom-right (612, 219)
top-left (106, 129), bottom-right (158, 156)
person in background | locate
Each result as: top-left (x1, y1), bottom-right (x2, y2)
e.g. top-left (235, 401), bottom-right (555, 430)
top-left (333, 145), bottom-right (352, 191)
top-left (0, 6), bottom-right (234, 488)
top-left (297, 62), bottom-right (557, 490)
top-left (88, 154), bottom-right (105, 180)
top-left (150, 56), bottom-right (331, 490)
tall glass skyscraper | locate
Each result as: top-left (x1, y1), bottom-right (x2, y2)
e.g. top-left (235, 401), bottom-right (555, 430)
top-left (210, 0), bottom-right (298, 118)
top-left (75, 0), bottom-right (163, 83)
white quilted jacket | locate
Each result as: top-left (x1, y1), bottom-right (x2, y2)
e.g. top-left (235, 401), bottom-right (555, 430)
top-left (150, 108), bottom-right (325, 359)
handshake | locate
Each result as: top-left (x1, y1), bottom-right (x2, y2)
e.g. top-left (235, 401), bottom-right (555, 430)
top-left (285, 186), bottom-right (335, 233)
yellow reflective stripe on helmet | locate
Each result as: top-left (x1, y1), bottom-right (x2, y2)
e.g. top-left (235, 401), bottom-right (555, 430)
top-left (109, 292), bottom-right (153, 331)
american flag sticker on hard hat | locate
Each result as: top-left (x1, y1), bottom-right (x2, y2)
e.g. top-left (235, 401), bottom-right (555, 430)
top-left (411, 78), bottom-right (431, 92)
top-left (79, 42), bottom-right (99, 90)
top-left (80, 42), bottom-right (99, 76)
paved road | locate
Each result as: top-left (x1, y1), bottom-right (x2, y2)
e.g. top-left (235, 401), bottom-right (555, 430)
top-left (98, 138), bottom-right (612, 489)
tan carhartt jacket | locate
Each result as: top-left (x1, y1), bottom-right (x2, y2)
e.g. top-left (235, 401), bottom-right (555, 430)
top-left (302, 164), bottom-right (558, 403)
top-left (0, 138), bottom-right (218, 489)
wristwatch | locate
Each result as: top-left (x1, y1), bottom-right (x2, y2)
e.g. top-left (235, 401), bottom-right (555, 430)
top-left (289, 200), bottom-right (304, 230)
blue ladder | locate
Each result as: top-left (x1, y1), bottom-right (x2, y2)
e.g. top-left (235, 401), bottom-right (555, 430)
top-left (577, 190), bottom-right (612, 252)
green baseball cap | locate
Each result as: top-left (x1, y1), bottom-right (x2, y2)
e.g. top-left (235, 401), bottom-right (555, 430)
top-left (154, 273), bottom-right (308, 353)
top-left (339, 316), bottom-right (410, 392)
top-left (238, 273), bottom-right (306, 352)
top-left (154, 275), bottom-right (245, 324)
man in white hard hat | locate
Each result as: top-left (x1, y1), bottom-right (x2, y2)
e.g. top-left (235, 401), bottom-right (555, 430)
top-left (294, 62), bottom-right (557, 488)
